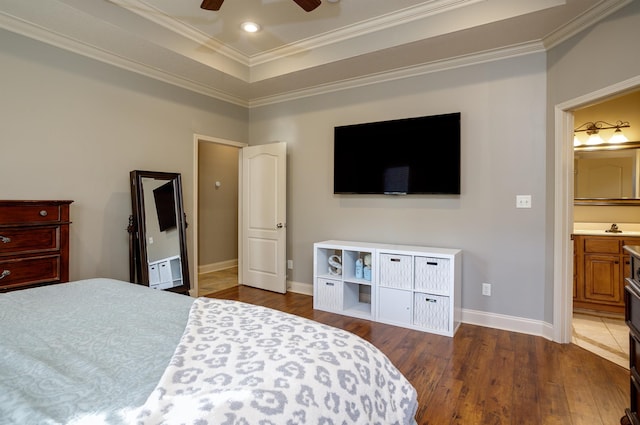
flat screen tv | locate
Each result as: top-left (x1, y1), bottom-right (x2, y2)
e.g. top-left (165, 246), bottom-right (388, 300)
top-left (153, 181), bottom-right (177, 231)
top-left (333, 112), bottom-right (461, 195)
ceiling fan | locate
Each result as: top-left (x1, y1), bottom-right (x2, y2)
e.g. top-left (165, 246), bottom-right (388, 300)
top-left (201, 0), bottom-right (322, 12)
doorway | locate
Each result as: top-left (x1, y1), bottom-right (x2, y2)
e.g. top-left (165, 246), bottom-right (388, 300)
top-left (192, 134), bottom-right (246, 297)
top-left (569, 91), bottom-right (640, 367)
top-left (554, 76), bottom-right (640, 346)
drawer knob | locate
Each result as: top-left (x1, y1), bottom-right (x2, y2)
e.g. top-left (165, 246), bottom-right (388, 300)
top-left (0, 270), bottom-right (10, 280)
top-left (0, 235), bottom-right (10, 244)
top-left (39, 210), bottom-right (48, 217)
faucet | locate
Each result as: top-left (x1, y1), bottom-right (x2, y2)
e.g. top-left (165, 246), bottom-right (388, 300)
top-left (605, 223), bottom-right (622, 233)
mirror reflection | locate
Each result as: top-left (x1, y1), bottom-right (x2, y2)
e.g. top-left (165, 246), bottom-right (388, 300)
top-left (129, 170), bottom-right (190, 294)
top-left (574, 141), bottom-right (640, 204)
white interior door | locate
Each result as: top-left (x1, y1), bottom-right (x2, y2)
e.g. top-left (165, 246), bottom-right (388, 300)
top-left (239, 142), bottom-right (287, 293)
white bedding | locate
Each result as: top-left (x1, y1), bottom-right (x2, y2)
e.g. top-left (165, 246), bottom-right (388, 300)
top-left (134, 298), bottom-right (418, 425)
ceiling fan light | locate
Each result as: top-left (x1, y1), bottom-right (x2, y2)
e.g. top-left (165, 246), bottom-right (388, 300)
top-left (241, 22), bottom-right (261, 33)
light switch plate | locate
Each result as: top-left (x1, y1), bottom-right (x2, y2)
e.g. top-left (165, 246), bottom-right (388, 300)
top-left (516, 195), bottom-right (532, 208)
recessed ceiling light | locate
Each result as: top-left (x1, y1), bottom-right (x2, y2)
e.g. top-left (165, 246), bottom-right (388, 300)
top-left (241, 22), bottom-right (260, 33)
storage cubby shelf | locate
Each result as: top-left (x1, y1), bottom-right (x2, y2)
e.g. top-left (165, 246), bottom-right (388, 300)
top-left (313, 240), bottom-right (462, 337)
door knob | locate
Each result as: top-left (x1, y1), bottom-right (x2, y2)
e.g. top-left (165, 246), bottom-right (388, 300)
top-left (276, 223), bottom-right (285, 229)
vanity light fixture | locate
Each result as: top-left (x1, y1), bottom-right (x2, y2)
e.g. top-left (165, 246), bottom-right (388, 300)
top-left (573, 120), bottom-right (631, 146)
top-left (241, 21), bottom-right (260, 33)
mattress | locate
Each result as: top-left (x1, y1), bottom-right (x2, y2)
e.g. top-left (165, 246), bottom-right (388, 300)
top-left (0, 278), bottom-right (194, 424)
top-left (0, 278), bottom-right (417, 424)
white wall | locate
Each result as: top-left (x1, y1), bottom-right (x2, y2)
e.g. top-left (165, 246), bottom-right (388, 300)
top-left (250, 53), bottom-right (548, 321)
top-left (0, 29), bottom-right (248, 283)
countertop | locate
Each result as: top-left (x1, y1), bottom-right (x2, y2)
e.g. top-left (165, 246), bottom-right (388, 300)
top-left (573, 222), bottom-right (640, 236)
top-left (624, 245), bottom-right (640, 257)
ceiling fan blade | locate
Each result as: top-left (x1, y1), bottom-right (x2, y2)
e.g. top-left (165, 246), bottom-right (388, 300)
top-left (201, 0), bottom-right (224, 11)
top-left (293, 0), bottom-right (321, 12)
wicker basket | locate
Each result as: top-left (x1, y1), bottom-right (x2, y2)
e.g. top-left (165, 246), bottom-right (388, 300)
top-left (379, 253), bottom-right (412, 289)
top-left (413, 293), bottom-right (450, 332)
top-left (414, 256), bottom-right (450, 293)
top-left (315, 278), bottom-right (342, 310)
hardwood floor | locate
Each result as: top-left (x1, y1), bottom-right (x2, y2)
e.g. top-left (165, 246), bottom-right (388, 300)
top-left (206, 285), bottom-right (630, 425)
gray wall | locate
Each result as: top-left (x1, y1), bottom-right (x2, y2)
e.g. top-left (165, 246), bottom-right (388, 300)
top-left (546, 1), bottom-right (640, 322)
top-left (250, 53), bottom-right (548, 321)
top-left (0, 29), bottom-right (248, 283)
top-left (2, 2), bottom-right (639, 327)
top-left (198, 142), bottom-right (239, 267)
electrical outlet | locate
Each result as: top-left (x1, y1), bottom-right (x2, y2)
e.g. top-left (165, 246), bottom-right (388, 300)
top-left (287, 260), bottom-right (293, 270)
top-left (482, 283), bottom-right (491, 296)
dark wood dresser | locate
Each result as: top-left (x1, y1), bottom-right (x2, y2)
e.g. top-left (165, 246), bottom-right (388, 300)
top-left (623, 245), bottom-right (640, 425)
top-left (0, 200), bottom-right (73, 292)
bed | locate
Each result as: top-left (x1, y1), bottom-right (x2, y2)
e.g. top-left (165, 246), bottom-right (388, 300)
top-left (0, 278), bottom-right (418, 424)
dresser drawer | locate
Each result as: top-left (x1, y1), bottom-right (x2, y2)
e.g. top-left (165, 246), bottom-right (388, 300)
top-left (632, 254), bottom-right (640, 283)
top-left (0, 203), bottom-right (68, 224)
top-left (626, 284), bottom-right (640, 337)
top-left (0, 255), bottom-right (62, 291)
top-left (584, 238), bottom-right (619, 254)
top-left (631, 332), bottom-right (640, 378)
top-left (0, 226), bottom-right (60, 256)
top-left (631, 374), bottom-right (640, 423)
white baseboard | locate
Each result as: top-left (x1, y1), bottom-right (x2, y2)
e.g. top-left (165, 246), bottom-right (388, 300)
top-left (461, 308), bottom-right (554, 340)
top-left (198, 259), bottom-right (238, 274)
top-left (288, 280), bottom-right (313, 296)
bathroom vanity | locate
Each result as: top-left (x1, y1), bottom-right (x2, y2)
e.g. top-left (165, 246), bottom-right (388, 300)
top-left (573, 230), bottom-right (640, 315)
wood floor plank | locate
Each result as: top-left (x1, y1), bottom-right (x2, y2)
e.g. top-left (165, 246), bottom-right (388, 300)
top-left (207, 285), bottom-right (630, 425)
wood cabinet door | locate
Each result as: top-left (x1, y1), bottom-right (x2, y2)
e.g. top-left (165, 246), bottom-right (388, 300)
top-left (584, 253), bottom-right (621, 304)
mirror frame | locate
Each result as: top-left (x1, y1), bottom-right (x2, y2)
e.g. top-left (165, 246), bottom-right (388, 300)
top-left (574, 141), bottom-right (640, 206)
top-left (129, 170), bottom-right (190, 294)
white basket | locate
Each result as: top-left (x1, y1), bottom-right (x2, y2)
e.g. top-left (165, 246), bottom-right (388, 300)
top-left (413, 293), bottom-right (449, 332)
top-left (414, 256), bottom-right (450, 293)
top-left (315, 278), bottom-right (342, 311)
top-left (379, 254), bottom-right (412, 289)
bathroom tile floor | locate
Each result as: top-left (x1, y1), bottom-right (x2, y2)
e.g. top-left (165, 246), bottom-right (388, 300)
top-left (572, 312), bottom-right (629, 369)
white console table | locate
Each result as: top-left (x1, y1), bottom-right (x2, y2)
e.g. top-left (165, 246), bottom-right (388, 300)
top-left (313, 240), bottom-right (461, 337)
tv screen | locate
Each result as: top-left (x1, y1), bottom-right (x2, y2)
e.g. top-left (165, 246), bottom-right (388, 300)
top-left (153, 181), bottom-right (177, 231)
top-left (333, 112), bottom-right (461, 195)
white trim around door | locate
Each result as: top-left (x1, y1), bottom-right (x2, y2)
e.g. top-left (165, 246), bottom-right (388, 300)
top-left (192, 134), bottom-right (247, 297)
top-left (553, 76), bottom-right (640, 343)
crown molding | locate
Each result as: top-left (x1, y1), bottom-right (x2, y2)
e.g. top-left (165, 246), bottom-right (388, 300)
top-left (0, 11), bottom-right (249, 107)
top-left (113, 0), bottom-right (249, 66)
top-left (543, 0), bottom-right (632, 50)
top-left (2, 0), bottom-right (628, 109)
top-left (249, 40), bottom-right (546, 107)
top-left (251, 0), bottom-right (482, 66)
